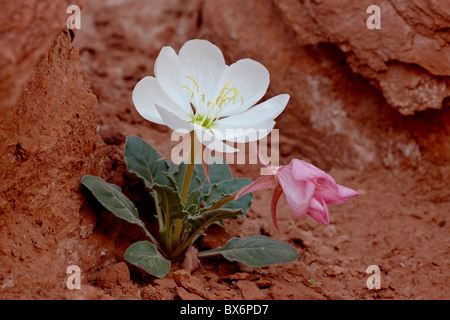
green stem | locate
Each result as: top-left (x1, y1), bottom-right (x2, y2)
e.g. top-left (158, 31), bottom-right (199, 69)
top-left (180, 163), bottom-right (194, 204)
top-left (153, 190), bottom-right (164, 234)
top-left (180, 132), bottom-right (196, 205)
top-left (171, 228), bottom-right (202, 258)
top-left (141, 223), bottom-right (166, 257)
top-left (197, 250), bottom-right (221, 259)
top-left (171, 219), bottom-right (183, 247)
top-left (162, 193), bottom-right (172, 253)
top-left (207, 192), bottom-right (238, 211)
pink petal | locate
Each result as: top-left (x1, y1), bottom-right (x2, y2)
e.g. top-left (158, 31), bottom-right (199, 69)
top-left (291, 159), bottom-right (359, 205)
top-left (317, 180), bottom-right (359, 205)
top-left (317, 180), bottom-right (347, 205)
top-left (291, 159), bottom-right (329, 182)
top-left (307, 196), bottom-right (330, 225)
top-left (337, 184), bottom-right (359, 198)
top-left (251, 141), bottom-right (271, 168)
top-left (202, 146), bottom-right (211, 183)
top-left (235, 174), bottom-right (277, 199)
top-left (276, 164), bottom-right (315, 217)
top-left (271, 187), bottom-right (283, 231)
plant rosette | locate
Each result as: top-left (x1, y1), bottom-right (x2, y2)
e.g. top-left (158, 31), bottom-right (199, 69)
top-left (82, 40), bottom-right (358, 279)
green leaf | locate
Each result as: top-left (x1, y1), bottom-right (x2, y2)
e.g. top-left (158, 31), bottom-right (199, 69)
top-left (193, 162), bottom-right (253, 213)
top-left (170, 162), bottom-right (202, 196)
top-left (125, 136), bottom-right (169, 188)
top-left (151, 183), bottom-right (186, 221)
top-left (223, 189), bottom-right (253, 212)
top-left (185, 188), bottom-right (202, 215)
top-left (124, 241), bottom-right (170, 278)
top-left (198, 235), bottom-right (299, 267)
top-left (81, 175), bottom-right (143, 227)
top-left (195, 162), bottom-right (233, 194)
top-left (186, 208), bottom-right (243, 236)
top-left (164, 172), bottom-right (180, 193)
top-left (203, 178), bottom-right (253, 213)
top-left (208, 162), bottom-right (233, 184)
top-left (171, 207), bottom-right (245, 258)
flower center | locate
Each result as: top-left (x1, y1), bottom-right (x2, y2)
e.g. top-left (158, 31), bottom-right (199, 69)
top-left (181, 76), bottom-right (244, 129)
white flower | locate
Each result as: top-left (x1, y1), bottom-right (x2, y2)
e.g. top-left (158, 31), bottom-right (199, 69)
top-left (132, 39), bottom-right (289, 153)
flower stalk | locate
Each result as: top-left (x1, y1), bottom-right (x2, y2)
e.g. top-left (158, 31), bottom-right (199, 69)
top-left (180, 131), bottom-right (196, 204)
top-left (153, 189), bottom-right (165, 234)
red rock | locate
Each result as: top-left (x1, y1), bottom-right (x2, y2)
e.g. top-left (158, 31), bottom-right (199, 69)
top-left (226, 272), bottom-right (250, 281)
top-left (56, 285), bottom-right (111, 300)
top-left (272, 0), bottom-right (450, 115)
top-left (208, 282), bottom-right (235, 300)
top-left (199, 224), bottom-right (230, 249)
top-left (237, 280), bottom-right (265, 300)
top-left (96, 262), bottom-right (131, 289)
top-left (141, 284), bottom-right (174, 300)
top-left (172, 269), bottom-right (208, 299)
top-left (268, 281), bottom-right (324, 300)
top-left (109, 283), bottom-right (141, 300)
top-left (154, 276), bottom-right (178, 290)
top-left (177, 287), bottom-right (204, 300)
top-left (182, 246), bottom-right (201, 273)
top-left (0, 0), bottom-right (85, 117)
top-left (0, 30), bottom-right (107, 299)
top-left (255, 279), bottom-right (272, 289)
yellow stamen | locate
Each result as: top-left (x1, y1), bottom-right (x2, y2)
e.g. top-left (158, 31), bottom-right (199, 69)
top-left (181, 85), bottom-right (194, 99)
top-left (180, 75), bottom-right (245, 129)
top-left (186, 76), bottom-right (199, 92)
top-left (219, 80), bottom-right (232, 98)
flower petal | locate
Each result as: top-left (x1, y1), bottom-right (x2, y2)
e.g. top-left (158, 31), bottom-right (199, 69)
top-left (303, 166), bottom-right (359, 205)
top-left (213, 58), bottom-right (270, 117)
top-left (337, 185), bottom-right (359, 199)
top-left (212, 119), bottom-right (275, 143)
top-left (218, 94), bottom-right (289, 126)
top-left (194, 124), bottom-right (238, 154)
top-left (132, 77), bottom-right (164, 125)
top-left (252, 141), bottom-right (271, 168)
top-left (178, 39), bottom-right (227, 104)
top-left (316, 179), bottom-right (359, 205)
top-left (276, 163), bottom-right (315, 217)
top-left (154, 104), bottom-right (194, 132)
top-left (212, 94), bottom-right (289, 143)
top-left (133, 76), bottom-right (189, 125)
top-left (317, 183), bottom-right (348, 205)
top-left (307, 196), bottom-right (330, 225)
top-left (291, 159), bottom-right (330, 182)
top-left (202, 146), bottom-right (212, 182)
top-left (235, 174), bottom-right (277, 199)
top-left (154, 46), bottom-right (190, 113)
top-left (271, 186), bottom-right (283, 231)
